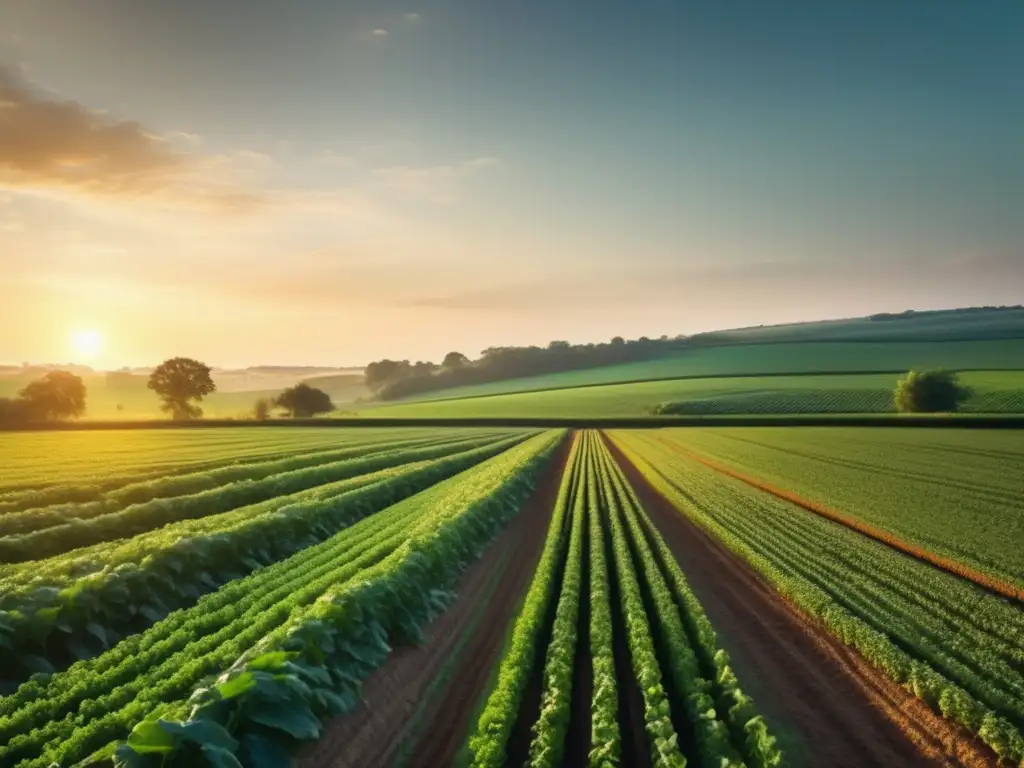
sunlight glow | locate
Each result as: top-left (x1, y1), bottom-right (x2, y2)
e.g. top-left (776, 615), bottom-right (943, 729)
top-left (71, 329), bottom-right (103, 360)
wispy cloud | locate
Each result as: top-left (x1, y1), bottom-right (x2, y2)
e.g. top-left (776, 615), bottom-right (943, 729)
top-left (373, 156), bottom-right (498, 202)
top-left (372, 28), bottom-right (389, 37)
top-left (404, 13), bottom-right (421, 22)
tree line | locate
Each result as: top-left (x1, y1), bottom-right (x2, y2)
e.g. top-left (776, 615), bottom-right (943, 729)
top-left (0, 358), bottom-right (337, 425)
top-left (364, 335), bottom-right (686, 400)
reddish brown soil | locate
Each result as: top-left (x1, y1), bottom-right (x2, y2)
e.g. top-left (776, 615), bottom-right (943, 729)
top-left (606, 435), bottom-right (998, 768)
top-left (297, 437), bottom-right (570, 768)
top-left (655, 436), bottom-right (1024, 604)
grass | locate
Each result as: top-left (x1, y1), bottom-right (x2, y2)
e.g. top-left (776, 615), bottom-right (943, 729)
top-left (355, 370), bottom-right (1024, 419)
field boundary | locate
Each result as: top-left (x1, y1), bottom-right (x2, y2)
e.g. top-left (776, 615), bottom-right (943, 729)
top-left (5, 414), bottom-right (1024, 431)
top-left (655, 438), bottom-right (1024, 604)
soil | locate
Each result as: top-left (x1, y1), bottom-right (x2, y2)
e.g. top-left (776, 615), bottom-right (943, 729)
top-left (605, 435), bottom-right (999, 768)
top-left (297, 437), bottom-right (571, 768)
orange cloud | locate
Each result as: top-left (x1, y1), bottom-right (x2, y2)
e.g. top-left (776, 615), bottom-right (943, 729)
top-left (0, 66), bottom-right (181, 193)
top-left (0, 66), bottom-right (263, 213)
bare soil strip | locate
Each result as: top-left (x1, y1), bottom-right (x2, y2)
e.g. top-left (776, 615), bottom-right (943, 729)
top-left (655, 437), bottom-right (1024, 604)
top-left (297, 439), bottom-right (570, 768)
top-left (608, 437), bottom-right (998, 768)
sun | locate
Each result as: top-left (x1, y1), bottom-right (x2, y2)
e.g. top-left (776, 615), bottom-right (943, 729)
top-left (71, 329), bottom-right (103, 359)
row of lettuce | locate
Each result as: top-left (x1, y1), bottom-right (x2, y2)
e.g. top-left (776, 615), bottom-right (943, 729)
top-left (0, 429), bottom-right (564, 767)
top-left (0, 431), bottom-right (527, 689)
top-left (611, 430), bottom-right (1024, 765)
top-left (467, 431), bottom-right (780, 768)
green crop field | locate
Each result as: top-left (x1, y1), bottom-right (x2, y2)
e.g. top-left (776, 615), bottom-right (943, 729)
top-left (650, 427), bottom-right (1024, 587)
top-left (357, 369), bottom-right (1024, 419)
top-left (381, 338), bottom-right (1024, 405)
top-left (1, 424), bottom-right (1022, 767)
top-left (613, 429), bottom-right (1024, 763)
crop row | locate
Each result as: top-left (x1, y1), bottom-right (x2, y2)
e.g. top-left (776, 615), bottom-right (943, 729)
top-left (98, 430), bottom-right (564, 768)
top-left (0, 432), bottom-right (513, 564)
top-left (0, 430), bottom-right (487, 535)
top-left (468, 431), bottom-right (776, 767)
top-left (0, 428), bottom-right (385, 501)
top-left (611, 430), bottom-right (1024, 764)
top-left (667, 427), bottom-right (1024, 588)
top-left (0, 435), bottom-right (528, 688)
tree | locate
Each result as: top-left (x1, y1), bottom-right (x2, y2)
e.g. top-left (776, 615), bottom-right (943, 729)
top-left (442, 351), bottom-right (469, 369)
top-left (18, 371), bottom-right (87, 420)
top-left (275, 383), bottom-right (334, 418)
top-left (148, 357), bottom-right (216, 420)
top-left (894, 369), bottom-right (971, 413)
top-left (364, 359), bottom-right (412, 391)
top-left (252, 397), bottom-right (273, 420)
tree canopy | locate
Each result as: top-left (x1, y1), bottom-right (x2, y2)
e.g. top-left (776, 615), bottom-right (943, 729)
top-left (274, 383), bottom-right (334, 418)
top-left (894, 369), bottom-right (971, 413)
top-left (148, 357), bottom-right (216, 420)
top-left (17, 371), bottom-right (87, 420)
top-left (363, 335), bottom-right (685, 401)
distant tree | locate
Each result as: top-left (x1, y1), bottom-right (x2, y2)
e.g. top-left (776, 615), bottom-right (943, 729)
top-left (442, 351), bottom-right (469, 369)
top-left (894, 370), bottom-right (971, 413)
top-left (148, 357), bottom-right (216, 420)
top-left (275, 384), bottom-right (334, 418)
top-left (364, 359), bottom-right (412, 391)
top-left (18, 371), bottom-right (87, 420)
top-left (252, 397), bottom-right (273, 421)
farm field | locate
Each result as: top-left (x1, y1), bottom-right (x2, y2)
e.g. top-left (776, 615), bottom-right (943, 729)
top-left (378, 338), bottom-right (1024, 406)
top-left (357, 369), bottom-right (1024, 419)
top-left (652, 427), bottom-right (1024, 588)
top-left (612, 428), bottom-right (1024, 765)
top-left (0, 425), bottom-right (1021, 767)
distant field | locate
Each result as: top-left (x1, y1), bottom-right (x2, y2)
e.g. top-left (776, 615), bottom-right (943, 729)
top-left (0, 371), bottom-right (368, 420)
top-left (357, 370), bottom-right (1024, 418)
top-left (688, 307), bottom-right (1024, 345)
top-left (389, 338), bottom-right (1024, 404)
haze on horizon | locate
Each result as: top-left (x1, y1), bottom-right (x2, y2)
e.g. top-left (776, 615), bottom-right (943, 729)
top-left (1, 1), bottom-right (1022, 370)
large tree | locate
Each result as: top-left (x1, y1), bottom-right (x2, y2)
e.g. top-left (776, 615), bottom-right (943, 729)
top-left (148, 357), bottom-right (216, 420)
top-left (894, 369), bottom-right (971, 413)
top-left (275, 383), bottom-right (334, 418)
top-left (18, 371), bottom-right (87, 420)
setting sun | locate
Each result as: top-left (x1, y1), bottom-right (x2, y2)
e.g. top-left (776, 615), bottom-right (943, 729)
top-left (71, 329), bottom-right (103, 360)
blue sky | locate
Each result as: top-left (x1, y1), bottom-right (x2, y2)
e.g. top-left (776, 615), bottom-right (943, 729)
top-left (1, 0), bottom-right (1022, 366)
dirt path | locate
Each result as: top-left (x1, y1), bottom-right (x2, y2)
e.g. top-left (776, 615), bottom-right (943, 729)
top-left (297, 438), bottom-right (570, 768)
top-left (606, 436), bottom-right (998, 768)
top-left (654, 436), bottom-right (1024, 604)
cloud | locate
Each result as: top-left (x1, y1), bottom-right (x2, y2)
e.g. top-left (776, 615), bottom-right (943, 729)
top-left (0, 66), bottom-right (182, 193)
top-left (373, 156), bottom-right (498, 202)
top-left (0, 65), bottom-right (267, 213)
top-left (404, 13), bottom-right (421, 22)
top-left (372, 28), bottom-right (389, 37)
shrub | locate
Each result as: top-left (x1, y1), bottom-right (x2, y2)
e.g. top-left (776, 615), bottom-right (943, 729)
top-left (894, 369), bottom-right (970, 413)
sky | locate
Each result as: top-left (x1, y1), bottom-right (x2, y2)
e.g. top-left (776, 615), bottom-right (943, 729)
top-left (1, 0), bottom-right (1022, 368)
